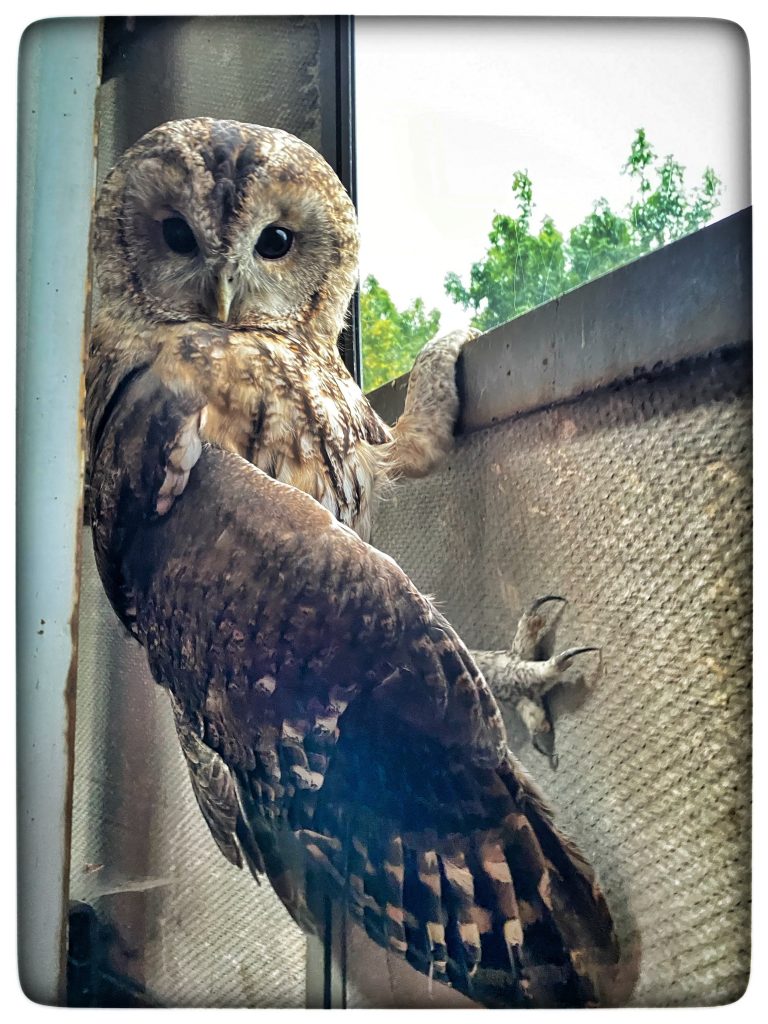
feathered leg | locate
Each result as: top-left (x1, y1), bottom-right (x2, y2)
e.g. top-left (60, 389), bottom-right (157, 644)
top-left (384, 327), bottom-right (480, 480)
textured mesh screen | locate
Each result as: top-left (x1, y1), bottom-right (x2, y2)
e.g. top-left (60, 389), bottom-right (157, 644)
top-left (349, 345), bottom-right (751, 1007)
top-left (97, 16), bottom-right (327, 180)
top-left (70, 15), bottom-right (341, 1007)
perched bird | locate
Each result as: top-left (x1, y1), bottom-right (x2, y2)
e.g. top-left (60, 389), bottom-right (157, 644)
top-left (86, 365), bottom-right (633, 1007)
top-left (86, 117), bottom-right (596, 760)
top-left (85, 119), bottom-right (629, 1004)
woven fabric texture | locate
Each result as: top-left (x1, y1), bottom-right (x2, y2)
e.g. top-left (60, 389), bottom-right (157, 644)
top-left (97, 16), bottom-right (326, 184)
top-left (350, 346), bottom-right (752, 1008)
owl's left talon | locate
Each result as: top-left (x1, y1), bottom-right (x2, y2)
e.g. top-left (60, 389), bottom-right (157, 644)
top-left (154, 406), bottom-right (206, 516)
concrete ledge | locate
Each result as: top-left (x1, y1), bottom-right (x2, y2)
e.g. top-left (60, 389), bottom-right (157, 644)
top-left (368, 208), bottom-right (752, 431)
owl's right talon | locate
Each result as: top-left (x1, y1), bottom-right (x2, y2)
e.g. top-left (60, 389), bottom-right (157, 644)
top-left (389, 325), bottom-right (482, 479)
top-left (154, 406), bottom-right (206, 516)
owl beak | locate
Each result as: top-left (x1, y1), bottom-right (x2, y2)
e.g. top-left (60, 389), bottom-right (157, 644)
top-left (215, 274), bottom-right (234, 323)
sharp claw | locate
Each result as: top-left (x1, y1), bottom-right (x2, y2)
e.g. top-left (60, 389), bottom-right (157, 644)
top-left (533, 727), bottom-right (558, 766)
top-left (531, 699), bottom-right (559, 768)
top-left (529, 595), bottom-right (567, 612)
top-left (173, 469), bottom-right (190, 496)
top-left (155, 494), bottom-right (173, 516)
top-left (177, 436), bottom-right (201, 472)
top-left (157, 471), bottom-right (175, 499)
top-left (553, 645), bottom-right (601, 670)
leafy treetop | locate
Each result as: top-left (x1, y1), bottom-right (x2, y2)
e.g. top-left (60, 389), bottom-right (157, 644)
top-left (361, 128), bottom-right (722, 388)
top-left (359, 274), bottom-right (441, 392)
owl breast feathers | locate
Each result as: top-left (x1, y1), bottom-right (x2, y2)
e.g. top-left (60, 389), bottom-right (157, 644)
top-left (86, 118), bottom-right (635, 1007)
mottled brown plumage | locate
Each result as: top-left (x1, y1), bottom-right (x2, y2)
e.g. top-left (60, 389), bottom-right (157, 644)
top-left (88, 118), bottom-right (598, 763)
top-left (87, 367), bottom-right (633, 1007)
top-left (86, 118), bottom-right (633, 1006)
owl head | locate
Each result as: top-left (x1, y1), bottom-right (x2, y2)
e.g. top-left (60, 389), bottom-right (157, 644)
top-left (93, 118), bottom-right (360, 343)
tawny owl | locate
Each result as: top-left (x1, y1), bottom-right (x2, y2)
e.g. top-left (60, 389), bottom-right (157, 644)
top-left (86, 119), bottom-right (628, 1006)
top-left (87, 117), bottom-right (596, 759)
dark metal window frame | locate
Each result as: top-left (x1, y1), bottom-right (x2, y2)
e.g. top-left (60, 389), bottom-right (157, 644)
top-left (319, 15), bottom-right (361, 387)
top-left (64, 14), bottom-right (360, 1010)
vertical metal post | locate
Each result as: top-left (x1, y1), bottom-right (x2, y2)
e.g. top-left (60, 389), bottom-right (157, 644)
top-left (319, 15), bottom-right (361, 388)
top-left (309, 17), bottom-right (357, 1007)
top-left (336, 16), bottom-right (362, 388)
top-left (17, 17), bottom-right (101, 1004)
top-left (305, 899), bottom-right (347, 1009)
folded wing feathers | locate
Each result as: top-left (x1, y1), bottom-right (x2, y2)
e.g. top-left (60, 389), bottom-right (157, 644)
top-left (306, 752), bottom-right (621, 1008)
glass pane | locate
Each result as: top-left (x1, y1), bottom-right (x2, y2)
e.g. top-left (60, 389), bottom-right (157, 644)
top-left (354, 18), bottom-right (749, 391)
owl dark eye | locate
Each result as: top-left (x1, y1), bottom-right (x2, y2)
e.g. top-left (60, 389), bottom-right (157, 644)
top-left (254, 226), bottom-right (294, 260)
top-left (162, 216), bottom-right (198, 255)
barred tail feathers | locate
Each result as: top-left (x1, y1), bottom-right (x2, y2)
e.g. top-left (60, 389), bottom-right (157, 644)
top-left (303, 750), bottom-right (627, 1008)
top-left (497, 754), bottom-right (639, 1007)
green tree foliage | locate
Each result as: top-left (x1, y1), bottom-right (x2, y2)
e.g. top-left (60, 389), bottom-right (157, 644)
top-left (445, 128), bottom-right (722, 332)
top-left (623, 128), bottom-right (722, 249)
top-left (444, 171), bottom-right (568, 333)
top-left (360, 129), bottom-right (722, 388)
top-left (359, 274), bottom-right (441, 391)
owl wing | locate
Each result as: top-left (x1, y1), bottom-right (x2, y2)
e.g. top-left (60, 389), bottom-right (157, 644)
top-left (167, 688), bottom-right (267, 880)
top-left (88, 369), bottom-right (634, 1007)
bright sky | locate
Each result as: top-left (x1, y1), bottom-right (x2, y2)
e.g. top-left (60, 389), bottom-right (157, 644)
top-left (355, 18), bottom-right (750, 332)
